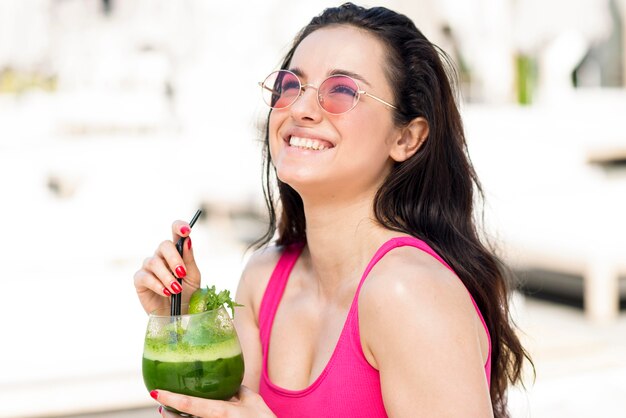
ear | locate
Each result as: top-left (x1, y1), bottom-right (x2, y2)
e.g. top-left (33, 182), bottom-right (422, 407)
top-left (389, 117), bottom-right (429, 162)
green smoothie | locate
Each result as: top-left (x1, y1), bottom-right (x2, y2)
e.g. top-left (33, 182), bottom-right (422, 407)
top-left (142, 348), bottom-right (244, 400)
top-left (142, 306), bottom-right (245, 412)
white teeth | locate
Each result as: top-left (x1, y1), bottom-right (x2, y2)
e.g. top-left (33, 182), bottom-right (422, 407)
top-left (288, 136), bottom-right (329, 151)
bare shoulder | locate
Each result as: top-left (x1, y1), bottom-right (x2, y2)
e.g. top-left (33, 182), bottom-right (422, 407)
top-left (361, 246), bottom-right (475, 315)
top-left (237, 245), bottom-right (284, 317)
top-left (241, 245), bottom-right (283, 280)
top-left (359, 246), bottom-right (485, 367)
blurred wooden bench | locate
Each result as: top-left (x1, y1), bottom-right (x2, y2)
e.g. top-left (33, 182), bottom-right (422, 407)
top-left (463, 100), bottom-right (626, 323)
top-left (492, 150), bottom-right (626, 323)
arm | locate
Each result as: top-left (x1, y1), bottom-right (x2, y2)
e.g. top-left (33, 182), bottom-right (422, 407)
top-left (359, 248), bottom-right (492, 418)
top-left (233, 247), bottom-right (281, 391)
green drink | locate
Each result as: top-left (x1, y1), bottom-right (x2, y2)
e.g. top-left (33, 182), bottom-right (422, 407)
top-left (143, 340), bottom-right (244, 400)
top-left (143, 305), bottom-right (245, 415)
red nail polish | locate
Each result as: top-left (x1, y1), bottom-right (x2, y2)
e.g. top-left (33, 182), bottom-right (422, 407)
top-left (163, 288), bottom-right (171, 297)
top-left (150, 390), bottom-right (159, 400)
top-left (171, 281), bottom-right (182, 294)
top-left (180, 226), bottom-right (190, 235)
top-left (187, 237), bottom-right (192, 250)
top-left (175, 265), bottom-right (186, 278)
top-left (158, 405), bottom-right (162, 414)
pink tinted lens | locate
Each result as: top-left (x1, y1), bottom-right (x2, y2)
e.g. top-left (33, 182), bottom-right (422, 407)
top-left (263, 71), bottom-right (301, 109)
top-left (318, 75), bottom-right (359, 114)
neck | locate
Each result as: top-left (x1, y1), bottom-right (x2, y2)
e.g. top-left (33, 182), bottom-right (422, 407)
top-left (300, 193), bottom-right (388, 298)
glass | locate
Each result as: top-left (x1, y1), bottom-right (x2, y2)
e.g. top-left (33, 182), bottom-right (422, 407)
top-left (259, 69), bottom-right (397, 114)
top-left (142, 304), bottom-right (245, 416)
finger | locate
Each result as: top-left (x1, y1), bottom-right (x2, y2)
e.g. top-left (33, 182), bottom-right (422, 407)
top-left (172, 220), bottom-right (191, 242)
top-left (145, 252), bottom-right (184, 294)
top-left (156, 240), bottom-right (188, 280)
top-left (152, 390), bottom-right (230, 418)
top-left (171, 221), bottom-right (199, 277)
top-left (181, 237), bottom-right (200, 284)
top-left (134, 269), bottom-right (175, 298)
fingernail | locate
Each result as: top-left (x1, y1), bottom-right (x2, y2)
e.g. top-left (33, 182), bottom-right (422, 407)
top-left (158, 405), bottom-right (162, 414)
top-left (175, 265), bottom-right (186, 278)
top-left (171, 281), bottom-right (182, 294)
top-left (180, 226), bottom-right (190, 235)
top-left (150, 390), bottom-right (159, 400)
top-left (163, 288), bottom-right (171, 297)
top-left (187, 237), bottom-right (192, 250)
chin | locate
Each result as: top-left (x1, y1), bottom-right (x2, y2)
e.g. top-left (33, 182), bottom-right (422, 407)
top-left (276, 170), bottom-right (326, 195)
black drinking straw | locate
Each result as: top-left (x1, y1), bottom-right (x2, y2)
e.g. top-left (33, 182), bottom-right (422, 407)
top-left (171, 209), bottom-right (202, 317)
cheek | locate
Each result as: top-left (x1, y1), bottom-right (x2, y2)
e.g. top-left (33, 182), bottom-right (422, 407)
top-left (344, 111), bottom-right (395, 149)
top-left (268, 110), bottom-right (287, 137)
top-left (267, 112), bottom-right (282, 159)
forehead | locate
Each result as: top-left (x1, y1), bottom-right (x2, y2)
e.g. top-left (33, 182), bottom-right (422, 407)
top-left (289, 25), bottom-right (387, 82)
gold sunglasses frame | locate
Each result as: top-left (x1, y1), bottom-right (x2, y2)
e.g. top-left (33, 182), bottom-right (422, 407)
top-left (259, 70), bottom-right (397, 114)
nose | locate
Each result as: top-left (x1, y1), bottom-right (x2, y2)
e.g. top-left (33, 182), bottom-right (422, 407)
top-left (289, 84), bottom-right (323, 122)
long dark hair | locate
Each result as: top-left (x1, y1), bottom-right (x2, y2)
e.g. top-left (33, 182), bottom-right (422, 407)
top-left (254, 3), bottom-right (532, 417)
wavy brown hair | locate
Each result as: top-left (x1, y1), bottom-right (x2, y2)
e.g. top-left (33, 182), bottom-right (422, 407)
top-left (254, 3), bottom-right (533, 416)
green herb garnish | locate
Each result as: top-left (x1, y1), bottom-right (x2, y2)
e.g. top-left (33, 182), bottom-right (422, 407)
top-left (188, 285), bottom-right (243, 317)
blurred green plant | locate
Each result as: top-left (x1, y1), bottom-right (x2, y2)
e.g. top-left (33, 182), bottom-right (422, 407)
top-left (0, 68), bottom-right (57, 94)
top-left (515, 54), bottom-right (537, 105)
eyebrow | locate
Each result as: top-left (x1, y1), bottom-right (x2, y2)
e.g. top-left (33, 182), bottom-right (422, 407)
top-left (288, 67), bottom-right (372, 87)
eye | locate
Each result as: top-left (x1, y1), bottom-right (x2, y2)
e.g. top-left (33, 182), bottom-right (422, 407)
top-left (328, 83), bottom-right (357, 96)
top-left (281, 80), bottom-right (301, 93)
top-left (321, 76), bottom-right (359, 99)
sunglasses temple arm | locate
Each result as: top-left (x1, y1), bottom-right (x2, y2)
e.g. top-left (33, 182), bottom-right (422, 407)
top-left (259, 82), bottom-right (281, 96)
top-left (362, 92), bottom-right (397, 110)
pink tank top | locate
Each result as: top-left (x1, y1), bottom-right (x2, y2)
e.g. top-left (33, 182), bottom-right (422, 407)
top-left (258, 236), bottom-right (492, 417)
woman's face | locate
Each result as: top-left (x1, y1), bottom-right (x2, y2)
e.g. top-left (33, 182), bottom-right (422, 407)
top-left (268, 25), bottom-right (401, 201)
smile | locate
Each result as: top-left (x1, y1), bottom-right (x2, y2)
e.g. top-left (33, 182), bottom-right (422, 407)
top-left (288, 136), bottom-right (334, 151)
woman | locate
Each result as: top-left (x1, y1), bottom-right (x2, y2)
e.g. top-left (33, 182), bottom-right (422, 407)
top-left (134, 3), bottom-right (531, 417)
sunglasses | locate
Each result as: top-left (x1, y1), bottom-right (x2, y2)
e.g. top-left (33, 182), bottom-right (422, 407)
top-left (259, 70), bottom-right (397, 115)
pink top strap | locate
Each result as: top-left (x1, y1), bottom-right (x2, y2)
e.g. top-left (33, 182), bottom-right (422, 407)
top-left (258, 243), bottom-right (304, 355)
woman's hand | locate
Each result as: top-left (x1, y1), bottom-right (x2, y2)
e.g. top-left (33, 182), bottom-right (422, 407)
top-left (153, 386), bottom-right (276, 418)
top-left (133, 220), bottom-right (202, 314)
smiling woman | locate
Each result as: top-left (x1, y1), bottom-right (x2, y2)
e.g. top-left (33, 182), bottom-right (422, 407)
top-left (134, 3), bottom-right (533, 418)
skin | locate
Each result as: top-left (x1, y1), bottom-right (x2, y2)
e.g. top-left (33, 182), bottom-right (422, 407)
top-left (135, 25), bottom-right (492, 418)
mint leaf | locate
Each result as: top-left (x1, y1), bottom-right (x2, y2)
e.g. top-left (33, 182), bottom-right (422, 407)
top-left (203, 285), bottom-right (243, 317)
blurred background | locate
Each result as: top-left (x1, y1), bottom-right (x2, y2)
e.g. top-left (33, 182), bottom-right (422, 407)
top-left (0, 0), bottom-right (625, 417)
